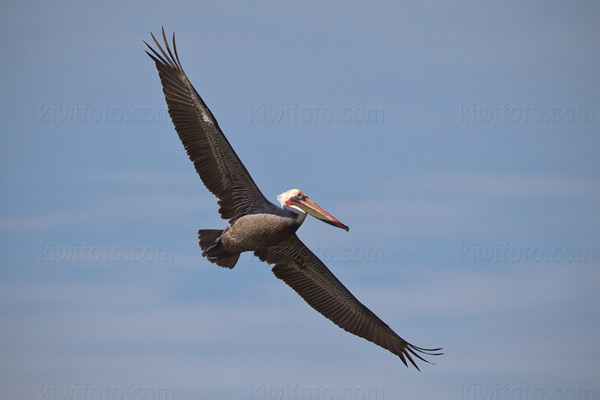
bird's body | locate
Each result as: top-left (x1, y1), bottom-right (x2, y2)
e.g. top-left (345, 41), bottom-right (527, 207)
top-left (198, 208), bottom-right (301, 268)
top-left (219, 211), bottom-right (300, 251)
top-left (146, 29), bottom-right (441, 370)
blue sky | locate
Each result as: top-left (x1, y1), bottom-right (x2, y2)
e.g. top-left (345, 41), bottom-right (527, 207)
top-left (1, 1), bottom-right (599, 399)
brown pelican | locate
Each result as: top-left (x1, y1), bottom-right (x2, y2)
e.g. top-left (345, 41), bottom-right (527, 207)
top-left (145, 29), bottom-right (441, 370)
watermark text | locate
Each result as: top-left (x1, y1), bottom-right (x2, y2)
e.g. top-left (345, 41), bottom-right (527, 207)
top-left (40, 243), bottom-right (175, 264)
top-left (40, 382), bottom-right (174, 400)
top-left (459, 102), bottom-right (594, 124)
top-left (461, 382), bottom-right (595, 400)
top-left (460, 242), bottom-right (594, 264)
top-left (250, 102), bottom-right (384, 124)
top-left (250, 383), bottom-right (384, 400)
top-left (40, 102), bottom-right (169, 124)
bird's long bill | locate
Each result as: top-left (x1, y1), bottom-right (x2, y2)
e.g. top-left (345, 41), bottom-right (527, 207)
top-left (292, 196), bottom-right (349, 231)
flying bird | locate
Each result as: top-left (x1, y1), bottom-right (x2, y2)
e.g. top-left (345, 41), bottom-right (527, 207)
top-left (145, 29), bottom-right (441, 370)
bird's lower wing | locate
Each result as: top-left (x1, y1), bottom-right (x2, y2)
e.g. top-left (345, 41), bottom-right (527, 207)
top-left (254, 234), bottom-right (442, 370)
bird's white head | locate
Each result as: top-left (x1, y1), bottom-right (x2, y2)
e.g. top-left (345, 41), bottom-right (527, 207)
top-left (277, 189), bottom-right (349, 231)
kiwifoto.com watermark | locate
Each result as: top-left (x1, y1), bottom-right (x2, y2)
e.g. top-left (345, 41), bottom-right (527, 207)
top-left (460, 242), bottom-right (594, 264)
top-left (41, 382), bottom-right (174, 400)
top-left (250, 246), bottom-right (384, 264)
top-left (40, 243), bottom-right (175, 264)
top-left (460, 382), bottom-right (595, 400)
top-left (250, 102), bottom-right (385, 124)
top-left (312, 245), bottom-right (384, 264)
top-left (39, 102), bottom-right (169, 124)
top-left (250, 382), bottom-right (384, 400)
top-left (459, 102), bottom-right (594, 124)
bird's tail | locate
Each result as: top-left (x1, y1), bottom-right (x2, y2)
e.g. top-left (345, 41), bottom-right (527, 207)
top-left (198, 229), bottom-right (240, 269)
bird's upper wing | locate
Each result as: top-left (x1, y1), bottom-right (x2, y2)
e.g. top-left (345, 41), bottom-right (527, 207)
top-left (145, 29), bottom-right (272, 221)
top-left (255, 234), bottom-right (442, 370)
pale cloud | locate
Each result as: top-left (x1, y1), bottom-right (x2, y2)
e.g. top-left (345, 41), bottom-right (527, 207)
top-left (91, 169), bottom-right (193, 187)
top-left (0, 192), bottom-right (209, 233)
top-left (406, 172), bottom-right (600, 199)
top-left (338, 172), bottom-right (600, 238)
top-left (2, 260), bottom-right (597, 399)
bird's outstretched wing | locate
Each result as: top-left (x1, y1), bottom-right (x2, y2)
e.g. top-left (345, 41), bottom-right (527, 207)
top-left (255, 234), bottom-right (442, 370)
top-left (145, 29), bottom-right (272, 221)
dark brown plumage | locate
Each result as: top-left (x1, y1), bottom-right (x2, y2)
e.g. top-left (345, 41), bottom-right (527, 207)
top-left (145, 29), bottom-right (271, 222)
top-left (146, 28), bottom-right (442, 370)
